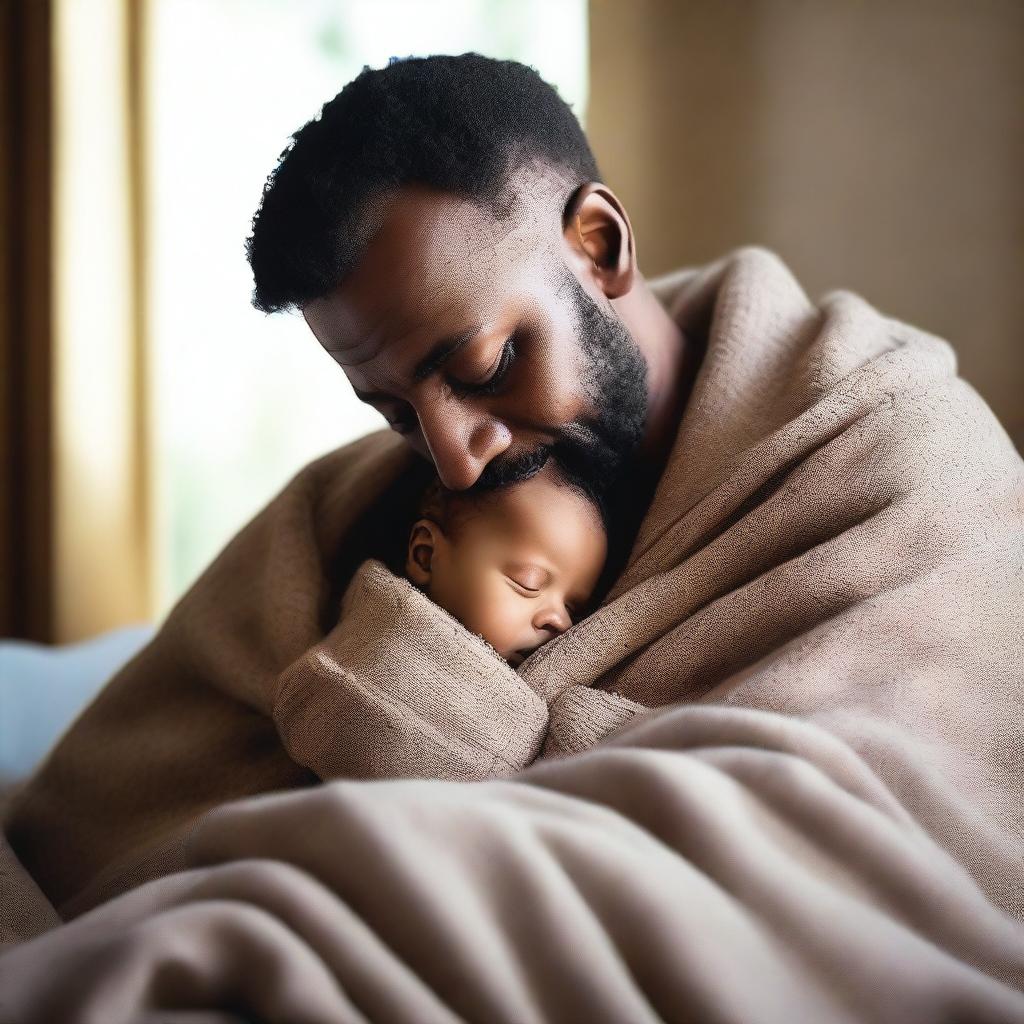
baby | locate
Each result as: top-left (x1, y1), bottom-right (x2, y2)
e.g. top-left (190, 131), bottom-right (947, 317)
top-left (404, 462), bottom-right (609, 668)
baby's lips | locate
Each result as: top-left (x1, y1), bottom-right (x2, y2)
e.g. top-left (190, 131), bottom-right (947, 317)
top-left (508, 647), bottom-right (537, 668)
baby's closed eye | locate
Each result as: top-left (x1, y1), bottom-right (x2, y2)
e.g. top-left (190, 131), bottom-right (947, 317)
top-left (505, 576), bottom-right (539, 598)
top-left (505, 575), bottom-right (582, 622)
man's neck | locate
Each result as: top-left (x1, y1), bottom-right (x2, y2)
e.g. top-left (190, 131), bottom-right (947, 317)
top-left (595, 272), bottom-right (702, 598)
top-left (614, 270), bottom-right (697, 481)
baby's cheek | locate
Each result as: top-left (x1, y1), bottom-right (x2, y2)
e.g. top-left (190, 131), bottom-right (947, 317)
top-left (468, 578), bottom-right (523, 653)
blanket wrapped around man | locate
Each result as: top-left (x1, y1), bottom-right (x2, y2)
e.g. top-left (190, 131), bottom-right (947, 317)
top-left (2, 246), bottom-right (1022, 1023)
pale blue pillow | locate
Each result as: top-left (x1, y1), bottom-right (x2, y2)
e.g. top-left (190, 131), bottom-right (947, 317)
top-left (0, 625), bottom-right (155, 782)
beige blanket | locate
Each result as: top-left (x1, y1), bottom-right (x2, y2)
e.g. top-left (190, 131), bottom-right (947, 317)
top-left (273, 554), bottom-right (645, 785)
top-left (2, 246), bottom-right (1023, 1022)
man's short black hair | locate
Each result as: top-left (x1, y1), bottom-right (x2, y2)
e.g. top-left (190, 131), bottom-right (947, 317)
top-left (246, 52), bottom-right (602, 314)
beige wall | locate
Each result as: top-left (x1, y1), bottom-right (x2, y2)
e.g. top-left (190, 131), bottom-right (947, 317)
top-left (588, 0), bottom-right (1024, 446)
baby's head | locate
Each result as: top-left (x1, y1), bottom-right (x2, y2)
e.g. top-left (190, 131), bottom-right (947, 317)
top-left (405, 463), bottom-right (608, 668)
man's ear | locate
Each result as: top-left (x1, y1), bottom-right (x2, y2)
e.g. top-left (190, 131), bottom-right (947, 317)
top-left (406, 518), bottom-right (439, 587)
top-left (563, 182), bottom-right (636, 301)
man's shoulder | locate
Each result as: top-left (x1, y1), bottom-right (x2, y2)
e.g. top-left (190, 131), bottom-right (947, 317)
top-left (647, 246), bottom-right (797, 318)
top-left (299, 427), bottom-right (406, 479)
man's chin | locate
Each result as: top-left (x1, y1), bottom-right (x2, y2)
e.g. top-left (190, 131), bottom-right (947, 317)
top-left (550, 424), bottom-right (643, 501)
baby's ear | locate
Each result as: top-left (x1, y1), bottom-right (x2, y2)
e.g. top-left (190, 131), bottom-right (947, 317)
top-left (406, 518), bottom-right (437, 587)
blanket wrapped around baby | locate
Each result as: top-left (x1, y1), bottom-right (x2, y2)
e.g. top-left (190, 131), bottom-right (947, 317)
top-left (2, 246), bottom-right (1023, 1022)
top-left (273, 540), bottom-right (657, 781)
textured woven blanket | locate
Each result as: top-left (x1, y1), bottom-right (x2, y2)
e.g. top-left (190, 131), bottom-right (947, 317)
top-left (2, 246), bottom-right (1022, 1022)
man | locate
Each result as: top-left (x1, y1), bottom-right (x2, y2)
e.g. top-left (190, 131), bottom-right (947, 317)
top-left (2, 54), bottom-right (1023, 1022)
top-left (245, 51), bottom-right (701, 595)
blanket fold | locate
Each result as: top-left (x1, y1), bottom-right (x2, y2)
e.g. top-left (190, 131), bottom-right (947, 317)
top-left (272, 554), bottom-right (646, 776)
top-left (2, 245), bottom-right (1022, 1022)
top-left (3, 704), bottom-right (1023, 1023)
top-left (273, 557), bottom-right (548, 782)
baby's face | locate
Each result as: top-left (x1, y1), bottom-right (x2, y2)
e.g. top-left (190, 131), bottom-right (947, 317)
top-left (411, 468), bottom-right (607, 667)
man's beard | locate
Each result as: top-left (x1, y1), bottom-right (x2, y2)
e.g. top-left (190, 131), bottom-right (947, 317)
top-left (468, 267), bottom-right (649, 513)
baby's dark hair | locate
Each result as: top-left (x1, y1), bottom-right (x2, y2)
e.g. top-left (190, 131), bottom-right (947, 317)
top-left (414, 464), bottom-right (611, 547)
top-left (246, 52), bottom-right (601, 314)
top-left (415, 476), bottom-right (493, 541)
top-left (411, 462), bottom-right (610, 557)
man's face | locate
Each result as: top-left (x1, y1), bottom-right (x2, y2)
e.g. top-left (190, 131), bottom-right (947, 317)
top-left (302, 182), bottom-right (649, 505)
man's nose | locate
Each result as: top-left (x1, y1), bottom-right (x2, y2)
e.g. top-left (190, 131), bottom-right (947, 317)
top-left (418, 401), bottom-right (511, 491)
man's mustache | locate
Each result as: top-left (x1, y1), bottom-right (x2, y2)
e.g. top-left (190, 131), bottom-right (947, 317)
top-left (465, 415), bottom-right (630, 497)
top-left (466, 440), bottom-right (552, 494)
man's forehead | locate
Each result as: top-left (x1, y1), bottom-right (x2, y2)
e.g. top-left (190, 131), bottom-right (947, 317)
top-left (303, 183), bottom-right (557, 358)
top-left (304, 268), bottom-right (505, 386)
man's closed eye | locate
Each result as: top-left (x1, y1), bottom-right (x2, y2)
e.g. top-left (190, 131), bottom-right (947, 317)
top-left (383, 333), bottom-right (519, 434)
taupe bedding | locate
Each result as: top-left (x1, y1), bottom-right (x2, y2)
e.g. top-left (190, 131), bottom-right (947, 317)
top-left (2, 246), bottom-right (1022, 1022)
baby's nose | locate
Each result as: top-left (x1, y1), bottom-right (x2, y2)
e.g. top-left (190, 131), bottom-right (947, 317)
top-left (534, 602), bottom-right (571, 635)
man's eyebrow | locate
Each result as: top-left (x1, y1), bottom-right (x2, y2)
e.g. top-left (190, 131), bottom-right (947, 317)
top-left (350, 324), bottom-right (483, 402)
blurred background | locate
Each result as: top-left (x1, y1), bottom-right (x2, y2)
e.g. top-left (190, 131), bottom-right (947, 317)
top-left (3, 0), bottom-right (1023, 646)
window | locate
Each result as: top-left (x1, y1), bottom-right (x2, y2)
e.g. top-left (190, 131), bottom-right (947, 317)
top-left (148, 0), bottom-right (588, 616)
